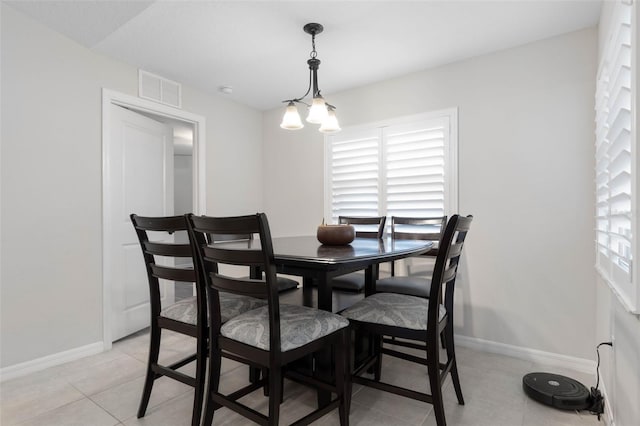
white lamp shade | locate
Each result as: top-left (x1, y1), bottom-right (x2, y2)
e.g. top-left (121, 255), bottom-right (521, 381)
top-left (319, 109), bottom-right (341, 133)
top-left (280, 103), bottom-right (304, 130)
top-left (306, 96), bottom-right (329, 124)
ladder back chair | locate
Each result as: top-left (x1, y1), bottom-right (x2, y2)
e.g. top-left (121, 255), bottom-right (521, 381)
top-left (187, 213), bottom-right (351, 426)
top-left (130, 214), bottom-right (207, 426)
top-left (130, 214), bottom-right (266, 426)
top-left (340, 215), bottom-right (473, 426)
top-left (375, 216), bottom-right (447, 297)
top-left (330, 215), bottom-right (387, 292)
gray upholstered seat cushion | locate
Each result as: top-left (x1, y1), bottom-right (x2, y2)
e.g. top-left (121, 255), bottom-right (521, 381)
top-left (221, 304), bottom-right (349, 352)
top-left (275, 276), bottom-right (299, 291)
top-left (160, 293), bottom-right (267, 325)
top-left (340, 293), bottom-right (446, 330)
top-left (331, 271), bottom-right (365, 291)
top-left (219, 293), bottom-right (268, 323)
top-left (161, 297), bottom-right (198, 324)
top-left (374, 276), bottom-right (431, 298)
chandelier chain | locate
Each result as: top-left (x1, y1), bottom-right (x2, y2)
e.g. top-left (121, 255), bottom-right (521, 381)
top-left (310, 34), bottom-right (317, 59)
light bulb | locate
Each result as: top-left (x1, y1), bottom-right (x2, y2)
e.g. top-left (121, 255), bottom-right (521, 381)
top-left (319, 109), bottom-right (341, 133)
top-left (280, 102), bottom-right (304, 130)
top-left (306, 96), bottom-right (329, 124)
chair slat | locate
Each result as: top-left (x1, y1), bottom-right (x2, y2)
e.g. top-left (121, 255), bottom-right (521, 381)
top-left (339, 216), bottom-right (386, 239)
top-left (441, 265), bottom-right (457, 284)
top-left (211, 274), bottom-right (267, 298)
top-left (150, 264), bottom-right (196, 282)
top-left (447, 241), bottom-right (464, 258)
top-left (190, 215), bottom-right (260, 236)
top-left (132, 215), bottom-right (186, 232)
top-left (203, 245), bottom-right (264, 266)
top-left (143, 241), bottom-right (193, 257)
top-left (394, 231), bottom-right (441, 241)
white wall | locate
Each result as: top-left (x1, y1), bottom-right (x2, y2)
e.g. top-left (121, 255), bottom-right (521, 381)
top-left (263, 28), bottom-right (598, 360)
top-left (0, 4), bottom-right (263, 368)
top-left (595, 2), bottom-right (640, 425)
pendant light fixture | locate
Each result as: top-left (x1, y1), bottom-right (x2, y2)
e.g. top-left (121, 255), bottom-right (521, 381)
top-left (280, 23), bottom-right (341, 133)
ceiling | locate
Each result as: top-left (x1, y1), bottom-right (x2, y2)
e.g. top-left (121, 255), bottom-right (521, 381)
top-left (6, 0), bottom-right (602, 111)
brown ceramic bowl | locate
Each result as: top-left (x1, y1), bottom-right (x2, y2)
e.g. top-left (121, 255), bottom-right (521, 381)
top-left (317, 224), bottom-right (355, 245)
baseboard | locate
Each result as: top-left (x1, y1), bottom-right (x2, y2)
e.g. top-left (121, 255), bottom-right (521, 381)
top-left (598, 371), bottom-right (615, 426)
top-left (456, 335), bottom-right (596, 374)
top-left (0, 342), bottom-right (104, 382)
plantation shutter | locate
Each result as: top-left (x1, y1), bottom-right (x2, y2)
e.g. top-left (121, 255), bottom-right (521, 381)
top-left (595, 0), bottom-right (637, 312)
top-left (326, 111), bottom-right (456, 227)
top-left (327, 127), bottom-right (381, 224)
top-left (384, 118), bottom-right (448, 217)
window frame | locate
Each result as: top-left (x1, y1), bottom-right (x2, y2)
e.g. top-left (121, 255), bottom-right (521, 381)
top-left (323, 108), bottom-right (458, 226)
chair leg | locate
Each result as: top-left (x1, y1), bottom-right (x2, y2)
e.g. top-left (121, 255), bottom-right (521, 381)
top-left (262, 368), bottom-right (269, 396)
top-left (267, 366), bottom-right (283, 426)
top-left (373, 335), bottom-right (382, 381)
top-left (262, 369), bottom-right (283, 403)
top-left (427, 344), bottom-right (446, 426)
top-left (250, 366), bottom-right (261, 384)
top-left (336, 330), bottom-right (351, 426)
top-left (137, 325), bottom-right (161, 418)
top-left (191, 333), bottom-right (207, 426)
top-left (201, 350), bottom-right (222, 426)
top-left (444, 324), bottom-right (464, 405)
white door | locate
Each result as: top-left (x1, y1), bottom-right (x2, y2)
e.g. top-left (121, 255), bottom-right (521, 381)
top-left (107, 105), bottom-right (175, 341)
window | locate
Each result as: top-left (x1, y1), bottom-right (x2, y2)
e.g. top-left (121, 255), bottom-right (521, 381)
top-left (324, 109), bottom-right (458, 225)
top-left (595, 0), bottom-right (638, 313)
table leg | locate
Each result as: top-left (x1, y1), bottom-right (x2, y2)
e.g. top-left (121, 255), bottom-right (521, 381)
top-left (364, 265), bottom-right (376, 296)
top-left (362, 265), bottom-right (376, 372)
top-left (315, 274), bottom-right (332, 407)
top-left (302, 277), bottom-right (314, 307)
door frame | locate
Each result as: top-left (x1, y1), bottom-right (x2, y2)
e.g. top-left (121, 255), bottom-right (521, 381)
top-left (101, 88), bottom-right (207, 350)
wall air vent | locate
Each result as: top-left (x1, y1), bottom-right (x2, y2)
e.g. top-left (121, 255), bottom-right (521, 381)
top-left (138, 70), bottom-right (182, 108)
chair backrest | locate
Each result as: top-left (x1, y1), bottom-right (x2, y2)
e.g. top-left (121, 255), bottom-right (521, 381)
top-left (130, 214), bottom-right (205, 325)
top-left (389, 216), bottom-right (447, 275)
top-left (338, 215), bottom-right (387, 239)
top-left (187, 213), bottom-right (282, 350)
top-left (427, 215), bottom-right (473, 331)
top-left (391, 216), bottom-right (446, 242)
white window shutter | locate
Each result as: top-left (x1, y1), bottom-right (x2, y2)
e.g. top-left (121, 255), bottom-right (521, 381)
top-left (325, 111), bottom-right (456, 227)
top-left (595, 0), bottom-right (636, 312)
top-left (327, 128), bottom-right (381, 224)
top-left (385, 119), bottom-right (447, 218)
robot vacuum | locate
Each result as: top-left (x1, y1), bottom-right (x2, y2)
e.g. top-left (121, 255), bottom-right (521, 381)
top-left (522, 372), bottom-right (591, 410)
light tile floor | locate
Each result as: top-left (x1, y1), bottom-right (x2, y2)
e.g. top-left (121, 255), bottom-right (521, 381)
top-left (1, 328), bottom-right (602, 426)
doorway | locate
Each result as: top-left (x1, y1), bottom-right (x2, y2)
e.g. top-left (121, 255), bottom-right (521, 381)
top-left (102, 89), bottom-right (206, 349)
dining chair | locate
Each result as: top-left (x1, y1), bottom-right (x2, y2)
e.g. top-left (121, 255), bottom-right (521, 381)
top-left (374, 216), bottom-right (447, 297)
top-left (187, 213), bottom-right (351, 426)
top-left (130, 214), bottom-right (266, 426)
top-left (329, 215), bottom-right (387, 292)
top-left (340, 215), bottom-right (473, 426)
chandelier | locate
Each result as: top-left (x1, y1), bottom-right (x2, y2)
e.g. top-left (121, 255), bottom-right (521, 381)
top-left (280, 23), bottom-right (341, 133)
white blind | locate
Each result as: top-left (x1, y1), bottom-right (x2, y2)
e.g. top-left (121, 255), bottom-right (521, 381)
top-left (385, 119), bottom-right (447, 217)
top-left (326, 111), bottom-right (456, 225)
top-left (328, 127), bottom-right (381, 222)
top-left (595, 0), bottom-right (637, 312)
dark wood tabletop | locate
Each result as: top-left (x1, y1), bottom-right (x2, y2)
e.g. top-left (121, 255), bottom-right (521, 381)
top-left (269, 236), bottom-right (433, 312)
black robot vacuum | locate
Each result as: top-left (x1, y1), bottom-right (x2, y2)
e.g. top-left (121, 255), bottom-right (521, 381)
top-left (522, 372), bottom-right (591, 410)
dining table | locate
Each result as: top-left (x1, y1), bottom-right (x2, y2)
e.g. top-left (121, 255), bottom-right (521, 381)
top-left (262, 235), bottom-right (434, 407)
top-left (269, 235), bottom-right (434, 311)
